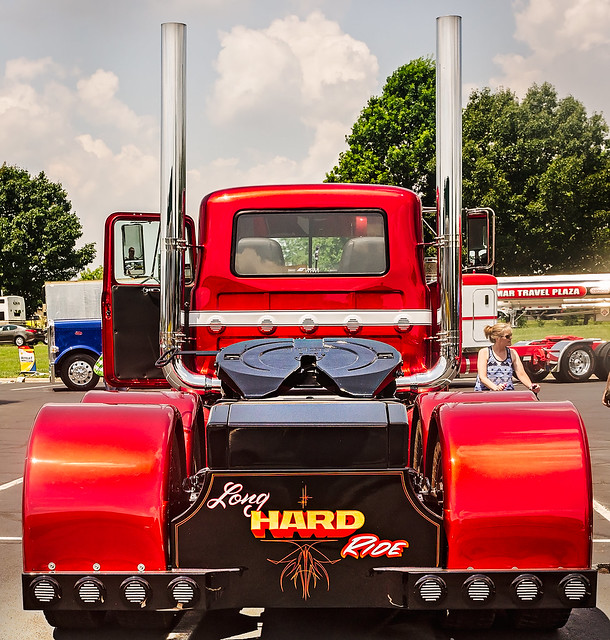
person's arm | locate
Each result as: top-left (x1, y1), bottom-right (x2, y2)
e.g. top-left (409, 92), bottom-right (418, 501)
top-left (603, 372), bottom-right (610, 407)
top-left (476, 347), bottom-right (506, 391)
top-left (512, 349), bottom-right (540, 393)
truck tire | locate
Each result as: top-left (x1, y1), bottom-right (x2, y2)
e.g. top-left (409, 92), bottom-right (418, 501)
top-left (555, 344), bottom-right (595, 382)
top-left (523, 360), bottom-right (549, 382)
top-left (60, 353), bottom-right (100, 391)
top-left (509, 608), bottom-right (571, 629)
top-left (440, 609), bottom-right (496, 630)
top-left (411, 418), bottom-right (424, 473)
top-left (114, 610), bottom-right (181, 630)
top-left (594, 342), bottom-right (610, 380)
top-left (44, 610), bottom-right (106, 629)
top-left (430, 440), bottom-right (444, 511)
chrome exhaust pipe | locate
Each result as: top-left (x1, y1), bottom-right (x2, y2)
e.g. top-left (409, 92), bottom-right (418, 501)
top-left (396, 15), bottom-right (462, 392)
top-left (159, 22), bottom-right (220, 392)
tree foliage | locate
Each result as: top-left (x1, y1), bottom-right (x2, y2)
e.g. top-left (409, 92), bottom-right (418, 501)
top-left (0, 164), bottom-right (96, 314)
top-left (79, 265), bottom-right (103, 280)
top-left (326, 65), bottom-right (610, 275)
top-left (326, 58), bottom-right (436, 203)
top-left (463, 83), bottom-right (610, 274)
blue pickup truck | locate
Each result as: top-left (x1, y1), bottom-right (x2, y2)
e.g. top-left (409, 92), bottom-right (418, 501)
top-left (48, 318), bottom-right (102, 390)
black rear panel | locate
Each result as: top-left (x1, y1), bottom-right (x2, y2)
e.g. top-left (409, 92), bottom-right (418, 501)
top-left (206, 400), bottom-right (408, 469)
top-left (172, 469), bottom-right (442, 608)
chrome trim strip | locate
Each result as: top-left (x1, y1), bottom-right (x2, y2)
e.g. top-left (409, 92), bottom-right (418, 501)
top-left (189, 309), bottom-right (432, 327)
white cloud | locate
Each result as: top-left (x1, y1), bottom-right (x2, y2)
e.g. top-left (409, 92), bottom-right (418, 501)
top-left (5, 56), bottom-right (62, 81)
top-left (77, 134), bottom-right (112, 159)
top-left (206, 11), bottom-right (378, 182)
top-left (0, 11), bottom-right (378, 257)
top-left (512, 0), bottom-right (610, 55)
top-left (492, 0), bottom-right (610, 111)
top-left (210, 25), bottom-right (300, 123)
top-left (210, 11), bottom-right (378, 123)
top-left (0, 59), bottom-right (158, 255)
top-left (77, 69), bottom-right (155, 134)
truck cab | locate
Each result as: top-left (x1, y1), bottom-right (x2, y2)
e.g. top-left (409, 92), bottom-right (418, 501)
top-left (104, 185), bottom-right (434, 390)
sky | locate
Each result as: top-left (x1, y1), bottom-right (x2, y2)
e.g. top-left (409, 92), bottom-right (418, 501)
top-left (2, 0), bottom-right (610, 263)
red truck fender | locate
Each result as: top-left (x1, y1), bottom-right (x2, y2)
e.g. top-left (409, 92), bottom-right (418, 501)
top-left (23, 403), bottom-right (188, 573)
top-left (411, 390), bottom-right (537, 475)
top-left (432, 401), bottom-right (592, 570)
top-left (82, 389), bottom-right (206, 474)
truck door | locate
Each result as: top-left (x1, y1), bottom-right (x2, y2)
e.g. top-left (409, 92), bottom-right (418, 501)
top-left (472, 288), bottom-right (496, 344)
top-left (102, 212), bottom-right (194, 388)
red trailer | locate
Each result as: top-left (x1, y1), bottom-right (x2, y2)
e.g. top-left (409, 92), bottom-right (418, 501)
top-left (22, 17), bottom-right (596, 633)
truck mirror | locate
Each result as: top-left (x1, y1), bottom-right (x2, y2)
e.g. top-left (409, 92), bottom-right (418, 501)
top-left (465, 208), bottom-right (495, 272)
top-left (184, 222), bottom-right (194, 282)
top-left (121, 223), bottom-right (146, 277)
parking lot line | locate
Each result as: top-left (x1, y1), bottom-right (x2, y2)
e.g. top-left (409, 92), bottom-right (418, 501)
top-left (0, 477), bottom-right (23, 492)
top-left (1, 383), bottom-right (57, 391)
top-left (594, 499), bottom-right (610, 523)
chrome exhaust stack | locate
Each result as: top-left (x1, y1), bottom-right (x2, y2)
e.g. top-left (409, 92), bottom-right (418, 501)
top-left (396, 15), bottom-right (462, 392)
top-left (159, 22), bottom-right (220, 392)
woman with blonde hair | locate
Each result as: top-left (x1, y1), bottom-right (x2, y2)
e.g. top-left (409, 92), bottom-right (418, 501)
top-left (474, 322), bottom-right (540, 393)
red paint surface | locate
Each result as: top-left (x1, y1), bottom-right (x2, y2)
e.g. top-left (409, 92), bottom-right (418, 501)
top-left (82, 389), bottom-right (201, 473)
top-left (436, 401), bottom-right (592, 569)
top-left (415, 390), bottom-right (538, 468)
top-left (23, 403), bottom-right (180, 572)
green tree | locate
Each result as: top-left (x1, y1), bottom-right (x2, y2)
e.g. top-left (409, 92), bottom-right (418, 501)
top-left (0, 164), bottom-right (96, 314)
top-left (463, 83), bottom-right (610, 274)
top-left (326, 58), bottom-right (436, 203)
top-left (327, 67), bottom-right (610, 274)
top-left (79, 265), bottom-right (103, 280)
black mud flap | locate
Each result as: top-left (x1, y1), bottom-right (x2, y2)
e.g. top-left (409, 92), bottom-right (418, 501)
top-left (172, 470), bottom-right (442, 609)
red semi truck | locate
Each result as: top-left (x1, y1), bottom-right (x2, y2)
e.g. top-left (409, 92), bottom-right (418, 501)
top-left (22, 18), bottom-right (596, 633)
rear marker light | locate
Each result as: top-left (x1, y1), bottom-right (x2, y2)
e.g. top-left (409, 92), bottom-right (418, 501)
top-left (208, 316), bottom-right (224, 334)
top-left (511, 574), bottom-right (543, 604)
top-left (300, 317), bottom-right (317, 334)
top-left (462, 575), bottom-right (495, 605)
top-left (168, 577), bottom-right (200, 608)
top-left (395, 316), bottom-right (411, 332)
top-left (414, 575), bottom-right (447, 605)
top-left (559, 574), bottom-right (591, 604)
top-left (121, 577), bottom-right (152, 608)
top-left (345, 316), bottom-right (361, 334)
top-left (259, 316), bottom-right (275, 334)
top-left (75, 577), bottom-right (105, 607)
top-left (31, 577), bottom-right (61, 605)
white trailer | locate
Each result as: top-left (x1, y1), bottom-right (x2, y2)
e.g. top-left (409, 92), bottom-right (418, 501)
top-left (498, 273), bottom-right (610, 324)
top-left (44, 280), bottom-right (102, 321)
top-left (0, 295), bottom-right (26, 323)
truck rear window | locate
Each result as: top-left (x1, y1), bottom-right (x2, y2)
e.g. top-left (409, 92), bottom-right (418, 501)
top-left (233, 210), bottom-right (387, 276)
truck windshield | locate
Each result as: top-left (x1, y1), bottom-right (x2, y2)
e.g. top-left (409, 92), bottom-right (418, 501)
top-left (233, 210), bottom-right (387, 276)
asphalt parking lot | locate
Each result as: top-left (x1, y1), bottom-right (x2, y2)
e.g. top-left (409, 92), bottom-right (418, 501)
top-left (0, 376), bottom-right (609, 639)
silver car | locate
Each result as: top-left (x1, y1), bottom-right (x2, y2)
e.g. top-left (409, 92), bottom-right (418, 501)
top-left (0, 324), bottom-right (39, 346)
